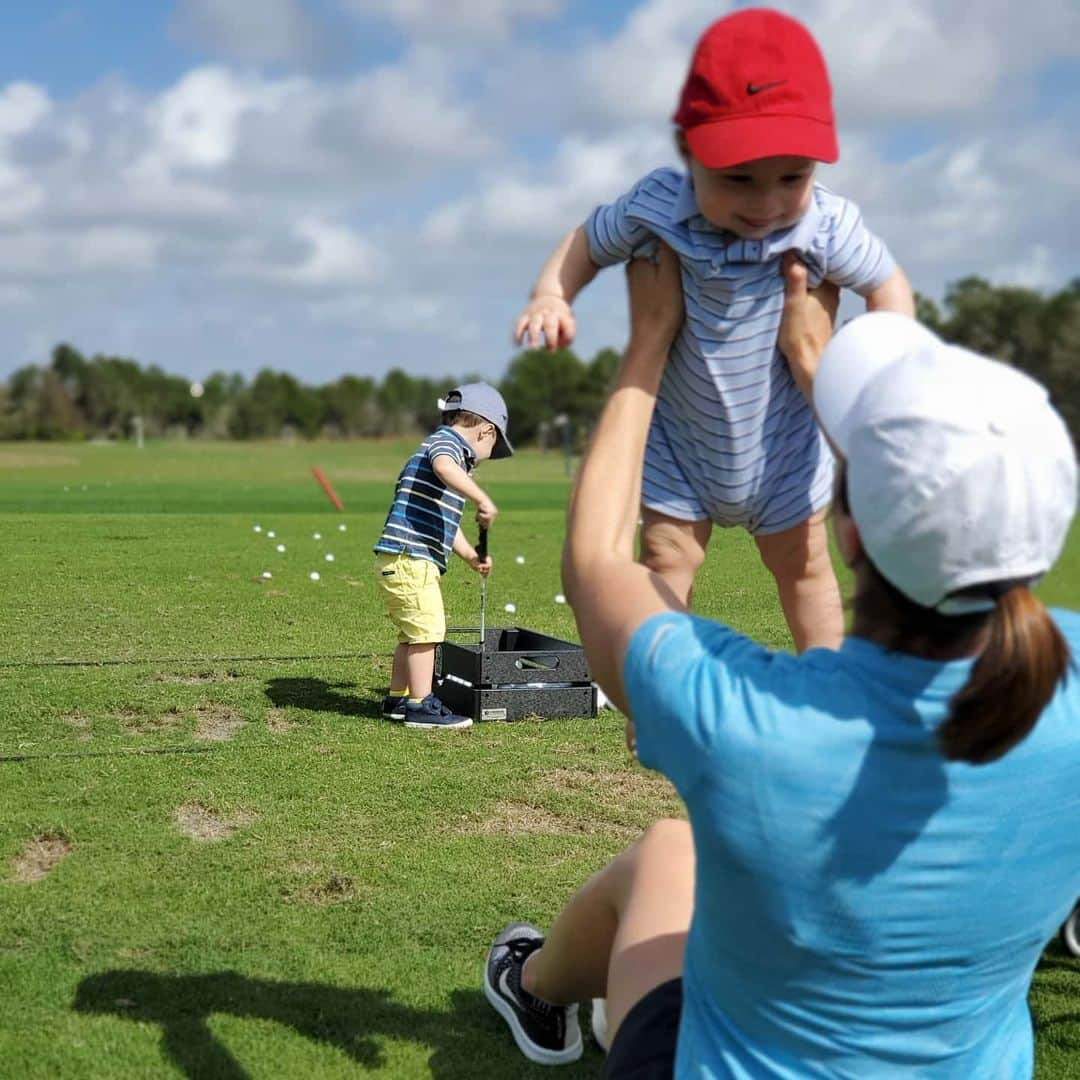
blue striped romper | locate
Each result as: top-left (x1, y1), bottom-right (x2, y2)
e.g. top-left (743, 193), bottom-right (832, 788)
top-left (585, 167), bottom-right (897, 534)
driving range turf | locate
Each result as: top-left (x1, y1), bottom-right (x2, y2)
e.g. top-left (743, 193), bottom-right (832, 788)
top-left (0, 440), bottom-right (1077, 1079)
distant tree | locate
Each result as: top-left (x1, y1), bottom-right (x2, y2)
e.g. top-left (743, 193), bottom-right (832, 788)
top-left (321, 375), bottom-right (376, 437)
top-left (375, 368), bottom-right (417, 436)
top-left (4, 274), bottom-right (1076, 444)
top-left (499, 348), bottom-right (588, 445)
top-left (34, 369), bottom-right (83, 439)
top-left (922, 277), bottom-right (1080, 440)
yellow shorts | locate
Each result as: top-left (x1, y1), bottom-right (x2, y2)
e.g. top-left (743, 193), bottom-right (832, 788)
top-left (374, 553), bottom-right (446, 644)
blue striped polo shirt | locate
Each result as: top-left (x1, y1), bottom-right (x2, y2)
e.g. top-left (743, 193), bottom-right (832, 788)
top-left (373, 426), bottom-right (476, 572)
top-left (585, 167), bottom-right (897, 534)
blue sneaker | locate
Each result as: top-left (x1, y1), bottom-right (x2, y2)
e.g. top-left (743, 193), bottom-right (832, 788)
top-left (404, 694), bottom-right (472, 730)
top-left (381, 694), bottom-right (407, 722)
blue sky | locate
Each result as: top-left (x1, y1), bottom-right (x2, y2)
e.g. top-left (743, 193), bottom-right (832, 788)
top-left (0, 0), bottom-right (1077, 386)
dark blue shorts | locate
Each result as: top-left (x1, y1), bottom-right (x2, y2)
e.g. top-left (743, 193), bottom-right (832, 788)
top-left (602, 977), bottom-right (682, 1079)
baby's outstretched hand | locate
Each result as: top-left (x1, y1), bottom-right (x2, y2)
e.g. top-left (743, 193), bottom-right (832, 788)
top-left (514, 295), bottom-right (576, 351)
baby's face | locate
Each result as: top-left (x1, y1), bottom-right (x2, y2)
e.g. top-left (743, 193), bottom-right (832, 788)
top-left (686, 153), bottom-right (816, 239)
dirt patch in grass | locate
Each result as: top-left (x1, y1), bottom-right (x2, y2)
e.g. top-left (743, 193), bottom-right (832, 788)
top-left (540, 766), bottom-right (682, 812)
top-left (537, 766), bottom-right (685, 832)
top-left (12, 832), bottom-right (72, 883)
top-left (116, 707), bottom-right (182, 735)
top-left (286, 871), bottom-right (360, 906)
top-left (175, 803), bottom-right (256, 842)
top-left (63, 711), bottom-right (93, 741)
top-left (193, 705), bottom-right (245, 742)
top-left (266, 709), bottom-right (294, 734)
top-left (152, 670), bottom-right (242, 685)
top-left (464, 800), bottom-right (635, 841)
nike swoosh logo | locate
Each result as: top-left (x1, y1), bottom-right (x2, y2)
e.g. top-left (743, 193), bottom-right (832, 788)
top-left (746, 80), bottom-right (787, 95)
top-left (499, 966), bottom-right (517, 1001)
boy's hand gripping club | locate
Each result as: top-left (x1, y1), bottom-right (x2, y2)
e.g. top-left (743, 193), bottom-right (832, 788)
top-left (477, 527), bottom-right (488, 646)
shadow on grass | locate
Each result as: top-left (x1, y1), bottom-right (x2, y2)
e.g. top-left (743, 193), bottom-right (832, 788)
top-left (74, 970), bottom-right (573, 1078)
top-left (264, 677), bottom-right (380, 719)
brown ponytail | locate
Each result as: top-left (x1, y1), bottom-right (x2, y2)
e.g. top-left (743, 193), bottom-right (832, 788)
top-left (838, 464), bottom-right (1072, 765)
top-left (939, 588), bottom-right (1070, 764)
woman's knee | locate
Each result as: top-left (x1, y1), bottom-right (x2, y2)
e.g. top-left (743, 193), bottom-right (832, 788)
top-left (626, 819), bottom-right (694, 886)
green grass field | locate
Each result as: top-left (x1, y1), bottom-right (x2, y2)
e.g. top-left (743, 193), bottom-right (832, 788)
top-left (0, 440), bottom-right (1077, 1079)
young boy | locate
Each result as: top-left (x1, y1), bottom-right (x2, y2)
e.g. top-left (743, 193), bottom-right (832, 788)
top-left (373, 382), bottom-right (512, 729)
top-left (515, 8), bottom-right (914, 652)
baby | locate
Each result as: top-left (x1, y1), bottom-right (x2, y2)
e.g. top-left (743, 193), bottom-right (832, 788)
top-left (515, 9), bottom-right (914, 652)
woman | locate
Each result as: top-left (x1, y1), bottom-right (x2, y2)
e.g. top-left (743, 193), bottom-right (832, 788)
top-left (482, 247), bottom-right (1080, 1078)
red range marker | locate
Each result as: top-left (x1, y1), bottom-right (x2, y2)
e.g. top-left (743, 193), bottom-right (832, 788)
top-left (311, 466), bottom-right (345, 512)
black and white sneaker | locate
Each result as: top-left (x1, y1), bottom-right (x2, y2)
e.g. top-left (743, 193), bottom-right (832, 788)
top-left (591, 998), bottom-right (610, 1053)
top-left (484, 922), bottom-right (582, 1066)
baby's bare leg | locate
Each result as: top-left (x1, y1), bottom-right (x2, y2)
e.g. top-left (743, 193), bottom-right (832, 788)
top-left (639, 509), bottom-right (712, 609)
top-left (754, 510), bottom-right (842, 652)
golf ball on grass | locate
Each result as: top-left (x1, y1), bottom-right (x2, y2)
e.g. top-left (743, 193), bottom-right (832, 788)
top-left (267, 530), bottom-right (276, 539)
top-left (313, 532), bottom-right (322, 540)
top-left (325, 553), bottom-right (335, 562)
top-left (504, 603), bottom-right (516, 614)
top-left (338, 523), bottom-right (347, 532)
top-left (276, 544), bottom-right (286, 553)
top-left (309, 571), bottom-right (321, 581)
top-left (261, 571), bottom-right (272, 579)
top-left (253, 525), bottom-right (263, 533)
top-left (515, 555), bottom-right (526, 565)
top-left (554, 593), bottom-right (566, 604)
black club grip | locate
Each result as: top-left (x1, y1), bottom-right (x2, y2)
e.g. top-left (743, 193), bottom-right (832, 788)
top-left (476, 527), bottom-right (488, 561)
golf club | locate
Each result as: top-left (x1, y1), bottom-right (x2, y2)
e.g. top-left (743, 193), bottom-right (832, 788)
top-left (477, 526), bottom-right (488, 646)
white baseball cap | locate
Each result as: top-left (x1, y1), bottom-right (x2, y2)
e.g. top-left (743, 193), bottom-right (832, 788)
top-left (815, 312), bottom-right (1077, 614)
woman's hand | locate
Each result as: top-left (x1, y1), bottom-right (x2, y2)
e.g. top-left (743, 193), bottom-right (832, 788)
top-left (778, 253), bottom-right (840, 401)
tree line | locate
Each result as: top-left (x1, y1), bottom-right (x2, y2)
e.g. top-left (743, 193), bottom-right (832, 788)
top-left (2, 276), bottom-right (1078, 445)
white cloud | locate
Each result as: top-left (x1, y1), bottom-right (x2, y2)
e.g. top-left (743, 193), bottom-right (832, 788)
top-left (144, 67), bottom-right (276, 171)
top-left (348, 0), bottom-right (564, 42)
top-left (170, 0), bottom-right (325, 64)
top-left (820, 126), bottom-right (1080, 298)
top-left (425, 129), bottom-right (675, 244)
top-left (0, 226), bottom-right (159, 280)
top-left (0, 160), bottom-right (43, 224)
top-left (237, 217), bottom-right (379, 289)
top-left (574, 0), bottom-right (1080, 129)
top-left (993, 245), bottom-right (1058, 292)
top-left (802, 0), bottom-right (1080, 123)
top-left (578, 0), bottom-right (726, 125)
top-left (0, 0), bottom-right (1077, 385)
top-left (0, 82), bottom-right (51, 137)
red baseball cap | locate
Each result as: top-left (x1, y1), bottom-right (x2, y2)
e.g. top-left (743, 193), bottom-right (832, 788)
top-left (673, 8), bottom-right (837, 169)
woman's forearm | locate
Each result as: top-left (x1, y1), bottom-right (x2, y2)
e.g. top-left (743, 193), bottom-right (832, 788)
top-left (560, 250), bottom-right (686, 710)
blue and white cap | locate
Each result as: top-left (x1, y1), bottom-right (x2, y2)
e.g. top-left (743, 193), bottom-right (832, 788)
top-left (439, 382), bottom-right (513, 458)
top-left (816, 313), bottom-right (1077, 614)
